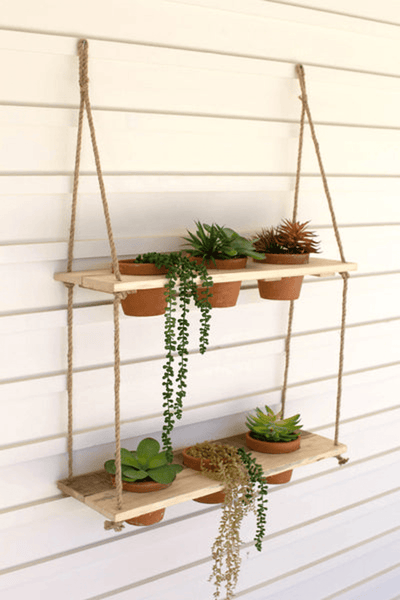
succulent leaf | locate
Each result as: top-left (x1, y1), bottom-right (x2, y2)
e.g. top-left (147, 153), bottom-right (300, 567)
top-left (121, 466), bottom-right (148, 481)
top-left (147, 464), bottom-right (183, 484)
top-left (183, 221), bottom-right (265, 261)
top-left (120, 448), bottom-right (141, 469)
top-left (246, 405), bottom-right (302, 442)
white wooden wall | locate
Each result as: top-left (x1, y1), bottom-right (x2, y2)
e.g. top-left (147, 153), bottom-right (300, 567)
top-left (1, 1), bottom-right (399, 598)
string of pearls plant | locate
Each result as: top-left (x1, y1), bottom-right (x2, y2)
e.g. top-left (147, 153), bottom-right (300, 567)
top-left (186, 441), bottom-right (268, 600)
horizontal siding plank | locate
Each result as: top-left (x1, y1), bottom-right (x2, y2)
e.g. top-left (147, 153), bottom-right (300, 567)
top-left (325, 565), bottom-right (400, 600)
top-left (3, 107), bottom-right (400, 175)
top-left (2, 188), bottom-right (400, 246)
top-left (238, 532), bottom-right (400, 600)
top-left (269, 0), bottom-right (400, 25)
top-left (2, 1), bottom-right (400, 75)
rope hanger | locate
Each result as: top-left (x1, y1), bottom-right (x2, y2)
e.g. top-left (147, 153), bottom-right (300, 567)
top-left (63, 44), bottom-right (350, 533)
top-left (280, 64), bottom-right (349, 465)
top-left (65, 40), bottom-right (124, 529)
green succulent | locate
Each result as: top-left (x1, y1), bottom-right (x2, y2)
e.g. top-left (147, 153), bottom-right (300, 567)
top-left (183, 221), bottom-right (265, 264)
top-left (246, 405), bottom-right (302, 442)
top-left (104, 438), bottom-right (183, 485)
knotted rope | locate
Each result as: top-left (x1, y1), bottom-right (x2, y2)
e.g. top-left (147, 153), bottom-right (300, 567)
top-left (104, 520), bottom-right (125, 532)
top-left (65, 40), bottom-right (125, 500)
top-left (280, 65), bottom-right (350, 462)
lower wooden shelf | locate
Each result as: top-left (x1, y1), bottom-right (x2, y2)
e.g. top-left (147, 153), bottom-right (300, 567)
top-left (58, 431), bottom-right (347, 522)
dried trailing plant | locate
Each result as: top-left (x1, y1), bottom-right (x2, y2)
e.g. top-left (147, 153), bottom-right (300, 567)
top-left (134, 252), bottom-right (213, 460)
top-left (183, 221), bottom-right (265, 264)
top-left (253, 219), bottom-right (320, 255)
top-left (186, 441), bottom-right (268, 599)
top-left (104, 438), bottom-right (183, 483)
top-left (246, 405), bottom-right (302, 443)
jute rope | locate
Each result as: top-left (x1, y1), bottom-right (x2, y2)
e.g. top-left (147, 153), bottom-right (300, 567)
top-left (113, 294), bottom-right (123, 509)
top-left (281, 66), bottom-right (350, 462)
top-left (64, 40), bottom-right (126, 496)
top-left (280, 89), bottom-right (305, 419)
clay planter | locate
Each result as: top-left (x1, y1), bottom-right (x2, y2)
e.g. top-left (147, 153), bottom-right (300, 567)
top-left (182, 448), bottom-right (225, 504)
top-left (256, 253), bottom-right (309, 301)
top-left (245, 431), bottom-right (301, 484)
top-left (118, 260), bottom-right (168, 317)
top-left (110, 475), bottom-right (171, 526)
top-left (193, 257), bottom-right (248, 308)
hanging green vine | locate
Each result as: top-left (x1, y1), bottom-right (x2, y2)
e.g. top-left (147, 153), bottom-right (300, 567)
top-left (134, 252), bottom-right (213, 460)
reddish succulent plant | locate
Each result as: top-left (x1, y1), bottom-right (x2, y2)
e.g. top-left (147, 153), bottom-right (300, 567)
top-left (253, 219), bottom-right (319, 255)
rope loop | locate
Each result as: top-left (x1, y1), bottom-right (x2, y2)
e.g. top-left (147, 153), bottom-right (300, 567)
top-left (78, 39), bottom-right (89, 94)
top-left (281, 65), bottom-right (350, 460)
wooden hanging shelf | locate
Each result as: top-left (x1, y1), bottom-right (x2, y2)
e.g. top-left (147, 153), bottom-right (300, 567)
top-left (58, 431), bottom-right (347, 522)
top-left (55, 257), bottom-right (357, 294)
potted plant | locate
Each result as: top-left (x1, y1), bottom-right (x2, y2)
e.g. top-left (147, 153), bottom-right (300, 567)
top-left (119, 252), bottom-right (213, 461)
top-left (182, 222), bottom-right (265, 307)
top-left (253, 219), bottom-right (319, 300)
top-left (118, 251), bottom-right (211, 317)
top-left (245, 405), bottom-right (302, 484)
top-left (183, 441), bottom-right (268, 600)
top-left (104, 437), bottom-right (183, 526)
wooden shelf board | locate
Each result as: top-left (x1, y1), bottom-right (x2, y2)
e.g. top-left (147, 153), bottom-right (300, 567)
top-left (54, 257), bottom-right (357, 294)
top-left (57, 431), bottom-right (347, 522)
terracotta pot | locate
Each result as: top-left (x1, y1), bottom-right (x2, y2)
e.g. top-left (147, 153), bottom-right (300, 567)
top-left (110, 475), bottom-right (171, 526)
top-left (182, 448), bottom-right (225, 504)
top-left (193, 256), bottom-right (247, 308)
top-left (118, 260), bottom-right (168, 317)
top-left (245, 431), bottom-right (301, 484)
top-left (256, 253), bottom-right (309, 301)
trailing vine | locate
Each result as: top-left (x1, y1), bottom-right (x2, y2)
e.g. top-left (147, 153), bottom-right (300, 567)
top-left (186, 441), bottom-right (268, 599)
top-left (237, 447), bottom-right (268, 552)
top-left (134, 252), bottom-right (213, 461)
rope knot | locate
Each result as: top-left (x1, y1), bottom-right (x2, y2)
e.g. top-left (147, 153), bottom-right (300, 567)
top-left (64, 282), bottom-right (75, 290)
top-left (115, 291), bottom-right (129, 301)
top-left (104, 520), bottom-right (125, 532)
top-left (336, 455), bottom-right (349, 466)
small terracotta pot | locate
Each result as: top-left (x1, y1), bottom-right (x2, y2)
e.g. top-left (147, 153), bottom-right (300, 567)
top-left (110, 475), bottom-right (171, 526)
top-left (118, 260), bottom-right (168, 317)
top-left (245, 431), bottom-right (301, 484)
top-left (256, 253), bottom-right (309, 301)
top-left (193, 257), bottom-right (247, 308)
top-left (182, 448), bottom-right (225, 504)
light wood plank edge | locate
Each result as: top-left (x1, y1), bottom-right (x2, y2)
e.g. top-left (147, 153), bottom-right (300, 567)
top-left (54, 258), bottom-right (358, 294)
top-left (57, 432), bottom-right (348, 521)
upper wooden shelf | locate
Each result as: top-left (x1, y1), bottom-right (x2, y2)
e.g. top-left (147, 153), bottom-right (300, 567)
top-left (55, 257), bottom-right (357, 294)
top-left (58, 431), bottom-right (347, 523)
